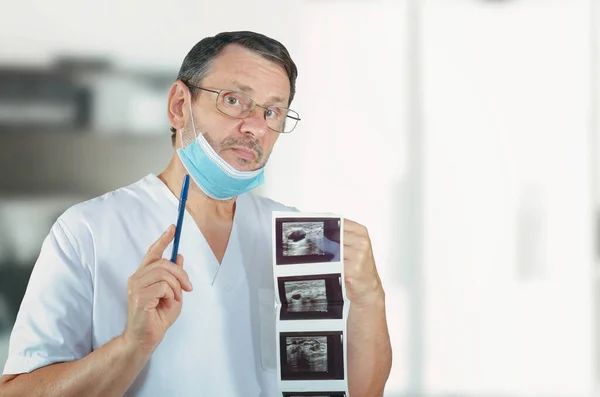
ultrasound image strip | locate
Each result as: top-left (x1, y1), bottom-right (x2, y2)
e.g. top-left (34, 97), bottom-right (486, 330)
top-left (280, 331), bottom-right (345, 381)
top-left (276, 217), bottom-right (341, 265)
top-left (273, 213), bottom-right (349, 394)
top-left (278, 274), bottom-right (344, 320)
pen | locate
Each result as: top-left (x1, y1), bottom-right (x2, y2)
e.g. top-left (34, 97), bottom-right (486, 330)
top-left (170, 174), bottom-right (190, 263)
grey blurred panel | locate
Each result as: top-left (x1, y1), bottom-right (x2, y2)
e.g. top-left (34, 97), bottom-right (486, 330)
top-left (0, 67), bottom-right (92, 130)
top-left (0, 129), bottom-right (173, 196)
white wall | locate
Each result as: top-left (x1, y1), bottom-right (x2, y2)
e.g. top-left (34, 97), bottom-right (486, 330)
top-left (421, 1), bottom-right (594, 396)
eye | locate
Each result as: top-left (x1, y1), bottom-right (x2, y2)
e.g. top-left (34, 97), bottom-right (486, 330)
top-left (224, 95), bottom-right (239, 105)
top-left (264, 107), bottom-right (281, 119)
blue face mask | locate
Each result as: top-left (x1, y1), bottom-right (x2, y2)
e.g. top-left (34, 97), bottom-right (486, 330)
top-left (176, 97), bottom-right (265, 201)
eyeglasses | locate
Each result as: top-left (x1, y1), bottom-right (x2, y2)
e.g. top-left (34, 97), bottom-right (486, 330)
top-left (186, 84), bottom-right (301, 134)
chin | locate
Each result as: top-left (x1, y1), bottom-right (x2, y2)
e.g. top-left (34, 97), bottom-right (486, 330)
top-left (222, 153), bottom-right (259, 171)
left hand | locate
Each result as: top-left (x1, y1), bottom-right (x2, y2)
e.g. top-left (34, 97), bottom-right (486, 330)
top-left (343, 218), bottom-right (384, 305)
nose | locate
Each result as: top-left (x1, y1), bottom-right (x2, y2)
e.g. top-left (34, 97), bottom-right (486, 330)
top-left (239, 106), bottom-right (269, 138)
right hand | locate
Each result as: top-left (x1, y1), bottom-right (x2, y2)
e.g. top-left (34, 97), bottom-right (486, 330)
top-left (122, 225), bottom-right (193, 353)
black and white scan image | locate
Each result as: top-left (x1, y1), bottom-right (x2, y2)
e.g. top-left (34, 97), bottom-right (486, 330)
top-left (275, 217), bottom-right (341, 265)
top-left (282, 221), bottom-right (325, 257)
top-left (285, 279), bottom-right (327, 313)
top-left (286, 336), bottom-right (328, 373)
top-left (280, 331), bottom-right (344, 381)
top-left (278, 274), bottom-right (344, 320)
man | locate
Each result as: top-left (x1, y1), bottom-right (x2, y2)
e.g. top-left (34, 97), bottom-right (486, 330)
top-left (0, 31), bottom-right (392, 396)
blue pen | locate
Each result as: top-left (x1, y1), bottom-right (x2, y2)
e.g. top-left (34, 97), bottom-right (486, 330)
top-left (170, 174), bottom-right (190, 263)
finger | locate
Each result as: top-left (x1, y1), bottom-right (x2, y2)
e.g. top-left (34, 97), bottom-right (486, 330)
top-left (343, 232), bottom-right (371, 251)
top-left (343, 244), bottom-right (364, 263)
top-left (343, 218), bottom-right (369, 237)
top-left (343, 218), bottom-right (357, 227)
top-left (343, 218), bottom-right (360, 231)
top-left (344, 245), bottom-right (378, 277)
top-left (144, 259), bottom-right (193, 292)
top-left (139, 281), bottom-right (176, 309)
top-left (138, 268), bottom-right (183, 302)
top-left (140, 225), bottom-right (175, 268)
top-left (174, 255), bottom-right (191, 289)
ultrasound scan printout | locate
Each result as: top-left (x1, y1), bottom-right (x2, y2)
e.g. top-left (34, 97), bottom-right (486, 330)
top-left (272, 212), bottom-right (350, 396)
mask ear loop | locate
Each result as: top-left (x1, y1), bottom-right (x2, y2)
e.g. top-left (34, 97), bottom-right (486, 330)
top-left (178, 89), bottom-right (201, 150)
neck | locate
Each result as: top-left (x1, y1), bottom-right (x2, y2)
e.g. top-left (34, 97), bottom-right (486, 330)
top-left (158, 153), bottom-right (237, 223)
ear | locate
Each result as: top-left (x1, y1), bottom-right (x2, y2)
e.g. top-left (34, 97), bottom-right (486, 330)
top-left (167, 80), bottom-right (192, 133)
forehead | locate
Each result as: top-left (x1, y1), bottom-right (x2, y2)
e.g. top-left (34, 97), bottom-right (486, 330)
top-left (202, 44), bottom-right (291, 105)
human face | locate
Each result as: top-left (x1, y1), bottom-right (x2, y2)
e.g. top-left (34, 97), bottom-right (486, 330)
top-left (189, 44), bottom-right (292, 172)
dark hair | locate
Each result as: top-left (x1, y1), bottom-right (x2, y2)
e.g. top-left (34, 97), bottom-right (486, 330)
top-left (170, 31), bottom-right (298, 145)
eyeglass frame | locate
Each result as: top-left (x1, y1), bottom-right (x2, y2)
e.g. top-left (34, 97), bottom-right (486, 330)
top-left (185, 83), bottom-right (301, 133)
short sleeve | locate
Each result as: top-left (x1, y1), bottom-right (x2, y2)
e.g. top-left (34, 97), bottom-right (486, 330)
top-left (2, 218), bottom-right (93, 375)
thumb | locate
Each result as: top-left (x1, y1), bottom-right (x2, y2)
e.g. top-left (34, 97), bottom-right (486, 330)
top-left (175, 254), bottom-right (193, 292)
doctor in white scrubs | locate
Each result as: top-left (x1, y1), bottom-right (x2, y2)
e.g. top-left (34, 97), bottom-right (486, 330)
top-left (0, 31), bottom-right (392, 397)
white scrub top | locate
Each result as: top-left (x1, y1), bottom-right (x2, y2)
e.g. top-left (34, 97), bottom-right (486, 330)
top-left (2, 174), bottom-right (296, 397)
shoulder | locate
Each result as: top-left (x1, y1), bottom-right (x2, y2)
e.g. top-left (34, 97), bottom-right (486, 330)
top-left (51, 174), bottom-right (159, 262)
top-left (59, 174), bottom-right (157, 229)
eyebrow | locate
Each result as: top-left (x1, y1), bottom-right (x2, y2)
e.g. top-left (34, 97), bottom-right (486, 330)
top-left (231, 80), bottom-right (288, 106)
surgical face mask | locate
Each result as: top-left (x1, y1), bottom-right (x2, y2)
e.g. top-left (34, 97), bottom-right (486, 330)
top-left (176, 95), bottom-right (265, 201)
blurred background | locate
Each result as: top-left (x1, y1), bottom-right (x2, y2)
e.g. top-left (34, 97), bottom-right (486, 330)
top-left (0, 0), bottom-right (598, 396)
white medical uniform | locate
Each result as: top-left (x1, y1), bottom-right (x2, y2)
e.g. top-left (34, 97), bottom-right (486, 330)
top-left (2, 174), bottom-right (295, 397)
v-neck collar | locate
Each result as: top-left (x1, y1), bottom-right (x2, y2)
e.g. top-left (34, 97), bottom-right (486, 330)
top-left (145, 173), bottom-right (244, 287)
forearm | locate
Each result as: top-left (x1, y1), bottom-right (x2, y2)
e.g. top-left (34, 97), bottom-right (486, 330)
top-left (0, 335), bottom-right (151, 397)
top-left (347, 289), bottom-right (392, 397)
